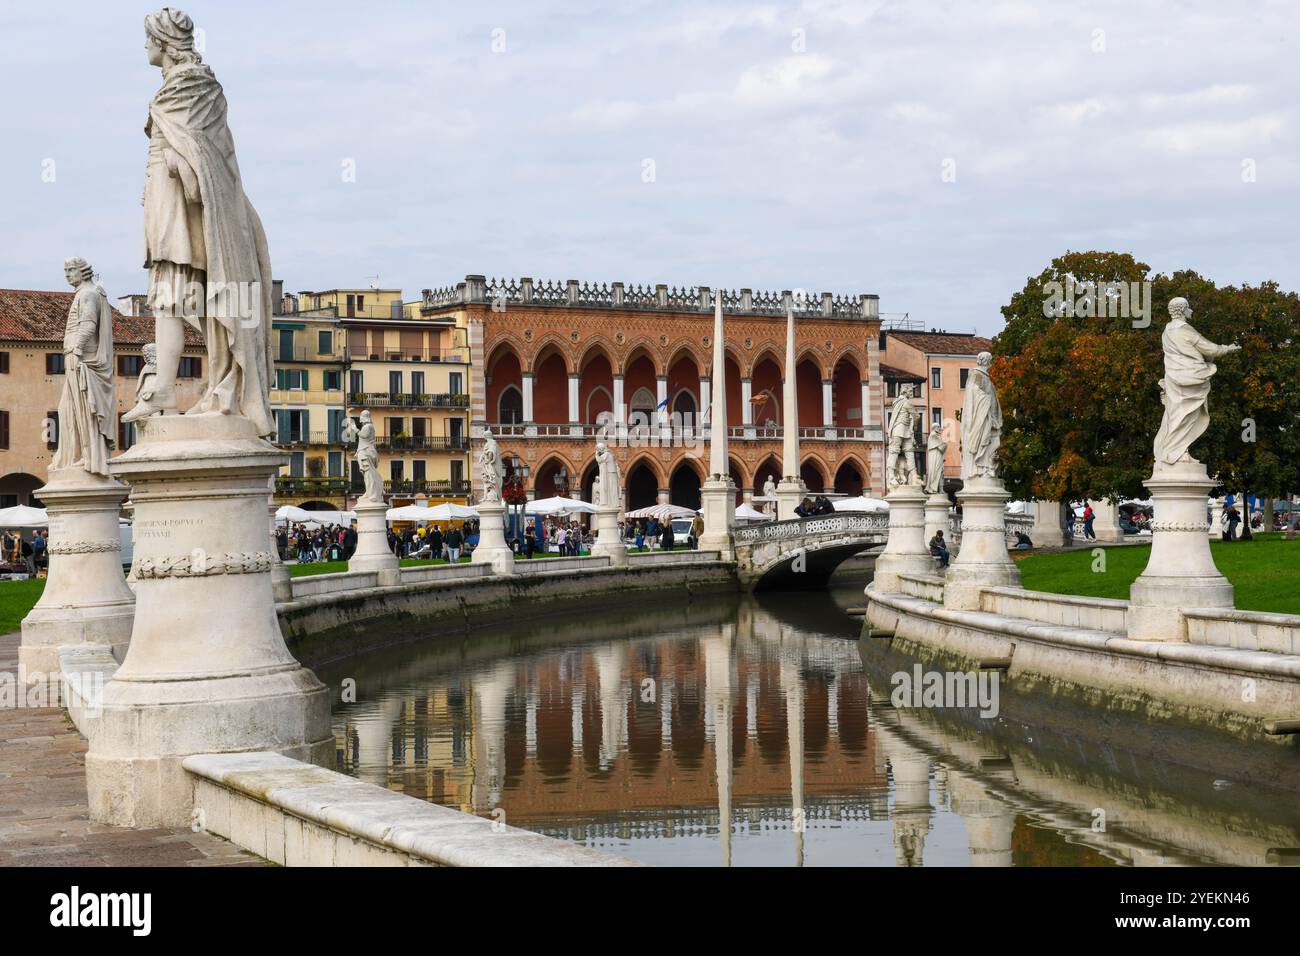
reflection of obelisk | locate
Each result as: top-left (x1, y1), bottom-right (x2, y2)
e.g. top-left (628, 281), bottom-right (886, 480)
top-left (351, 697), bottom-right (403, 788)
top-left (886, 746), bottom-right (933, 867)
top-left (703, 628), bottom-right (735, 867)
top-left (949, 772), bottom-right (1015, 866)
top-left (780, 644), bottom-right (806, 867)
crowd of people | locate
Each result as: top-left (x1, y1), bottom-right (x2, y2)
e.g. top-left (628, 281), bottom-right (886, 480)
top-left (1, 528), bottom-right (46, 575)
top-left (277, 522), bottom-right (356, 563)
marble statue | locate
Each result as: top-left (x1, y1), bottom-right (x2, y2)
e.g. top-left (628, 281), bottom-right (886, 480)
top-left (134, 342), bottom-right (159, 410)
top-left (343, 411), bottom-right (383, 503)
top-left (960, 352), bottom-right (1002, 480)
top-left (122, 7), bottom-right (276, 436)
top-left (478, 430), bottom-right (504, 504)
top-left (594, 442), bottom-right (621, 509)
top-left (1153, 297), bottom-right (1240, 467)
top-left (762, 476), bottom-right (777, 515)
top-left (924, 426), bottom-right (947, 495)
top-left (885, 384), bottom-right (921, 487)
top-left (51, 258), bottom-right (116, 477)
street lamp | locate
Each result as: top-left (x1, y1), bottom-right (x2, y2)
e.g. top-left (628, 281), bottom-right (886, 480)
top-left (505, 453), bottom-right (530, 550)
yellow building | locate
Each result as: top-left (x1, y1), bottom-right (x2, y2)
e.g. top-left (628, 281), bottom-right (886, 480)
top-left (341, 301), bottom-right (471, 507)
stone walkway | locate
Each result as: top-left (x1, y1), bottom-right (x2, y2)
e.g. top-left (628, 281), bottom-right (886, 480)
top-left (0, 632), bottom-right (261, 866)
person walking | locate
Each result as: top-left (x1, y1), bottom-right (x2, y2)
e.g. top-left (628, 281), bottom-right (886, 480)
top-left (445, 523), bottom-right (464, 563)
top-left (31, 529), bottom-right (47, 572)
top-left (691, 514), bottom-right (704, 549)
top-left (1082, 504), bottom-right (1096, 541)
top-left (1224, 505), bottom-right (1241, 542)
top-left (524, 522), bottom-right (536, 559)
top-left (659, 520), bottom-right (675, 552)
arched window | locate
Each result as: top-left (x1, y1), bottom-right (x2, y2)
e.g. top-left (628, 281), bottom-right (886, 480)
top-left (498, 385), bottom-right (523, 424)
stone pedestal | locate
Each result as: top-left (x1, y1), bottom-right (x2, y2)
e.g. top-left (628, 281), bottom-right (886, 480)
top-left (775, 477), bottom-right (807, 522)
top-left (85, 415), bottom-right (332, 828)
top-left (871, 484), bottom-right (931, 593)
top-left (944, 477), bottom-right (1020, 609)
top-left (20, 468), bottom-right (135, 677)
top-left (1209, 496), bottom-right (1225, 539)
top-left (471, 501), bottom-right (516, 574)
top-left (698, 476), bottom-right (736, 560)
top-left (349, 498), bottom-right (400, 585)
top-left (1030, 499), bottom-right (1067, 548)
top-left (590, 505), bottom-right (627, 567)
top-left (923, 492), bottom-right (951, 546)
top-left (1129, 459), bottom-right (1233, 642)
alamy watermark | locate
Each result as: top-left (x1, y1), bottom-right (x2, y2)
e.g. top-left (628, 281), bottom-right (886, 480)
top-left (890, 664), bottom-right (1000, 718)
top-left (0, 666), bottom-right (104, 717)
top-left (1043, 277), bottom-right (1153, 328)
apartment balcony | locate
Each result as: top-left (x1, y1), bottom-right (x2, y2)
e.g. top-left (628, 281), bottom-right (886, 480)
top-left (350, 392), bottom-right (470, 409)
top-left (274, 476), bottom-right (348, 498)
top-left (272, 431), bottom-right (346, 448)
top-left (375, 434), bottom-right (470, 452)
top-left (377, 478), bottom-right (473, 496)
top-left (345, 348), bottom-right (470, 364)
top-left (276, 345), bottom-right (346, 364)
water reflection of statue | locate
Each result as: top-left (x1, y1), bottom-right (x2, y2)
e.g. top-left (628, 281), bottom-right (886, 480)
top-left (478, 430), bottom-right (504, 504)
top-left (594, 442), bottom-right (621, 509)
top-left (960, 352), bottom-right (1002, 480)
top-left (343, 411), bottom-right (383, 503)
top-left (52, 257), bottom-right (116, 477)
top-left (122, 7), bottom-right (276, 436)
top-left (886, 384), bottom-right (920, 488)
top-left (924, 426), bottom-right (947, 495)
top-left (1153, 297), bottom-right (1240, 468)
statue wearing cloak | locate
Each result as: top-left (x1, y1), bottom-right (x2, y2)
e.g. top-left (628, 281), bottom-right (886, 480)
top-left (594, 442), bottom-right (621, 510)
top-left (1152, 298), bottom-right (1239, 467)
top-left (960, 353), bottom-right (1002, 480)
top-left (125, 8), bottom-right (275, 436)
top-left (53, 258), bottom-right (116, 477)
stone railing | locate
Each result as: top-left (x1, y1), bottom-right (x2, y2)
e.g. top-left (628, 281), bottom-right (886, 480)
top-left (733, 511), bottom-right (889, 544)
top-left (421, 275), bottom-right (880, 320)
top-left (950, 511), bottom-right (1034, 546)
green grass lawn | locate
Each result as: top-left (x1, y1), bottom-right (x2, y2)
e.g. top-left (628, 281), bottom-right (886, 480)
top-left (0, 578), bottom-right (45, 634)
top-left (1015, 533), bottom-right (1300, 615)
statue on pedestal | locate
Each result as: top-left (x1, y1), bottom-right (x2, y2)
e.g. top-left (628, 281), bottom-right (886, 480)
top-left (122, 7), bottom-right (276, 436)
top-left (924, 426), bottom-right (948, 495)
top-left (478, 430), bottom-right (504, 504)
top-left (762, 476), bottom-right (777, 515)
top-left (1152, 297), bottom-right (1240, 468)
top-left (960, 352), bottom-right (1002, 480)
top-left (52, 257), bottom-right (116, 477)
top-left (594, 442), bottom-right (621, 509)
top-left (343, 411), bottom-right (383, 503)
top-left (886, 384), bottom-right (921, 488)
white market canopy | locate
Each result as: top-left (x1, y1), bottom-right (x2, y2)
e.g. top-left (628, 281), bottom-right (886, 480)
top-left (624, 503), bottom-right (699, 521)
top-left (388, 503), bottom-right (479, 522)
top-left (832, 496), bottom-right (890, 513)
top-left (735, 503), bottom-right (773, 521)
top-left (276, 506), bottom-right (356, 526)
top-left (0, 505), bottom-right (49, 527)
top-left (525, 496), bottom-right (598, 515)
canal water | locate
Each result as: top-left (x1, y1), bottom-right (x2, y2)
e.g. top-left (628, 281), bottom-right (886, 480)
top-left (320, 576), bottom-right (1300, 867)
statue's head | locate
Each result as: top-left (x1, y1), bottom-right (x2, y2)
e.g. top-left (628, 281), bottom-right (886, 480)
top-left (899, 383), bottom-right (913, 399)
top-left (63, 256), bottom-right (92, 287)
top-left (142, 342), bottom-right (158, 366)
top-left (1168, 297), bottom-right (1192, 321)
top-left (596, 442), bottom-right (608, 456)
top-left (145, 8), bottom-right (199, 68)
top-left (359, 410), bottom-right (371, 424)
top-left (977, 351), bottom-right (992, 369)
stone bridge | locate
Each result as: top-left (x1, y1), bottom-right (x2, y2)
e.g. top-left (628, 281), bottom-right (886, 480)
top-left (734, 510), bottom-right (1037, 591)
top-left (734, 511), bottom-right (890, 590)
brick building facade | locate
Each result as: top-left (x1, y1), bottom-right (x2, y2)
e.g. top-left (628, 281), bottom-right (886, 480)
top-left (421, 275), bottom-right (885, 509)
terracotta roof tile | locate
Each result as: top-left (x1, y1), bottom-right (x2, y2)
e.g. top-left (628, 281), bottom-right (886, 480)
top-left (886, 330), bottom-right (992, 355)
top-left (0, 289), bottom-right (202, 347)
top-left (879, 362), bottom-right (923, 380)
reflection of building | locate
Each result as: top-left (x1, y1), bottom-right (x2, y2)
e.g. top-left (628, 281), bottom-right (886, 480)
top-left (0, 289), bottom-right (205, 506)
top-left (880, 328), bottom-right (993, 491)
top-left (420, 276), bottom-right (885, 508)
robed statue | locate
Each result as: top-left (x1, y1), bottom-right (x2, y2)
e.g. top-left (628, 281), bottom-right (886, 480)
top-left (123, 7), bottom-right (276, 436)
top-left (478, 430), bottom-right (504, 504)
top-left (960, 352), bottom-right (1002, 480)
top-left (1152, 297), bottom-right (1240, 468)
top-left (594, 442), bottom-right (622, 510)
top-left (343, 411), bottom-right (383, 503)
top-left (924, 425), bottom-right (948, 495)
top-left (52, 257), bottom-right (116, 477)
top-left (885, 384), bottom-right (920, 487)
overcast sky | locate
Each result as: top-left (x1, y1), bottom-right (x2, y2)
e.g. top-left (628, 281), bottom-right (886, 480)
top-left (2, 1), bottom-right (1296, 335)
